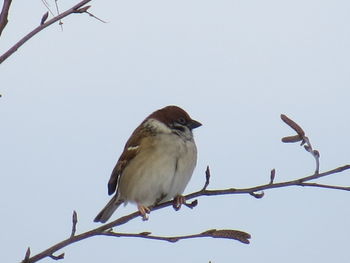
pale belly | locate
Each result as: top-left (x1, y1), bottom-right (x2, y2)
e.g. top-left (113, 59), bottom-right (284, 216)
top-left (118, 133), bottom-right (197, 206)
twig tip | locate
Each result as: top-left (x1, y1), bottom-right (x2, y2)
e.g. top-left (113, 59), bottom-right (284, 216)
top-left (269, 169), bottom-right (276, 184)
top-left (70, 210), bottom-right (78, 237)
top-left (40, 11), bottom-right (49, 25)
top-left (23, 247), bottom-right (31, 262)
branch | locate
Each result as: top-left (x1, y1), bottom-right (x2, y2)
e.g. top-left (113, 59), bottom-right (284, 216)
top-left (21, 163), bottom-right (350, 263)
top-left (0, 0), bottom-right (92, 64)
top-left (102, 229), bottom-right (251, 244)
top-left (20, 115), bottom-right (350, 263)
top-left (0, 0), bottom-right (12, 37)
top-left (186, 164), bottom-right (350, 200)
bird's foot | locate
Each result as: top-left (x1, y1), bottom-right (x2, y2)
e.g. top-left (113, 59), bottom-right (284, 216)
top-left (137, 204), bottom-right (151, 221)
top-left (173, 195), bottom-right (186, 211)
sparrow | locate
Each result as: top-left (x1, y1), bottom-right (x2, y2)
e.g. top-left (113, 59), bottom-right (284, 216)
top-left (94, 105), bottom-right (201, 223)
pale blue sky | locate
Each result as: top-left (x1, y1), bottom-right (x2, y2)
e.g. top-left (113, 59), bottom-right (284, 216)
top-left (1, 0), bottom-right (350, 262)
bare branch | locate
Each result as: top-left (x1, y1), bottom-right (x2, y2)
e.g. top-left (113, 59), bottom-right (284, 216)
top-left (21, 163), bottom-right (350, 263)
top-left (0, 0), bottom-right (12, 36)
top-left (20, 114), bottom-right (350, 263)
top-left (101, 229), bottom-right (251, 244)
top-left (187, 164), bottom-right (350, 200)
top-left (0, 0), bottom-right (92, 64)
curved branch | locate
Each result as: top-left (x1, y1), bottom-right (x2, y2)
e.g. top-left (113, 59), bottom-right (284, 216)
top-left (21, 164), bottom-right (350, 263)
top-left (0, 0), bottom-right (91, 64)
top-left (20, 115), bottom-right (350, 263)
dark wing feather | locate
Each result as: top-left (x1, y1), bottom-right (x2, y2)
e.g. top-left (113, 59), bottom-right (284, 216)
top-left (107, 125), bottom-right (151, 195)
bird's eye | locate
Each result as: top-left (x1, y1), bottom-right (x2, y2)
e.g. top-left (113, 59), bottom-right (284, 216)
top-left (177, 117), bottom-right (187, 125)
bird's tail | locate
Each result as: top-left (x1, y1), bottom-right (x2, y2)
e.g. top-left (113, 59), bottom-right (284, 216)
top-left (94, 195), bottom-right (123, 223)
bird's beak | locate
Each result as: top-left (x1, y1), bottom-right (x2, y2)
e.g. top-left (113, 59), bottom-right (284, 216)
top-left (189, 119), bottom-right (202, 130)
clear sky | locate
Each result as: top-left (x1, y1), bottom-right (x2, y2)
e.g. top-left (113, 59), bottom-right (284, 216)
top-left (1, 0), bottom-right (350, 262)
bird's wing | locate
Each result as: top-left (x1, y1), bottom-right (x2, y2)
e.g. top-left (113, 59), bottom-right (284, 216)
top-left (107, 125), bottom-right (151, 195)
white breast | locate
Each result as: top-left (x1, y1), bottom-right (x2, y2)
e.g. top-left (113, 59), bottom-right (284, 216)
top-left (118, 119), bottom-right (197, 206)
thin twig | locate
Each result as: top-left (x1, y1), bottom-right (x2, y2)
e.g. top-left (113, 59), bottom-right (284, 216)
top-left (302, 136), bottom-right (320, 174)
top-left (298, 182), bottom-right (350, 191)
top-left (0, 0), bottom-right (91, 64)
top-left (54, 0), bottom-right (64, 29)
top-left (281, 114), bottom-right (320, 174)
top-left (40, 0), bottom-right (55, 17)
top-left (86, 10), bottom-right (107, 23)
top-left (0, 0), bottom-right (13, 36)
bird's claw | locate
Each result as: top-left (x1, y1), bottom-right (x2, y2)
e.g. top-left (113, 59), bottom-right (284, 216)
top-left (173, 195), bottom-right (186, 211)
top-left (137, 204), bottom-right (151, 220)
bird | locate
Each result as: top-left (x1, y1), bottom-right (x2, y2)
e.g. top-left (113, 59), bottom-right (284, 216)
top-left (94, 105), bottom-right (201, 223)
